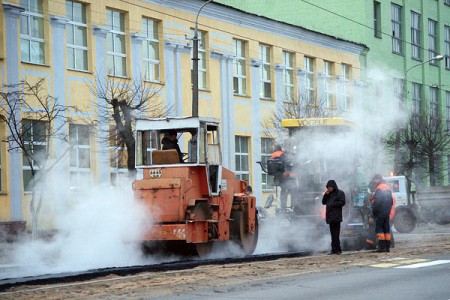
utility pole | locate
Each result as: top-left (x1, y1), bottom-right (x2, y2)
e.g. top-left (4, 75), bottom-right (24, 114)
top-left (192, 0), bottom-right (213, 117)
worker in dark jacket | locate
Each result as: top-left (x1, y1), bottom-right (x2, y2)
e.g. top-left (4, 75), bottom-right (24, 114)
top-left (370, 174), bottom-right (395, 252)
top-left (162, 130), bottom-right (183, 162)
top-left (322, 180), bottom-right (346, 255)
top-left (270, 145), bottom-right (293, 211)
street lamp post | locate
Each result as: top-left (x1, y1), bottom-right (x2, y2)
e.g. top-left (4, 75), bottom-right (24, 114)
top-left (192, 0), bottom-right (213, 117)
top-left (393, 54), bottom-right (444, 175)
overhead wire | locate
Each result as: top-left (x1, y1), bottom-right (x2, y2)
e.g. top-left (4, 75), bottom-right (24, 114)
top-left (15, 0), bottom-right (446, 86)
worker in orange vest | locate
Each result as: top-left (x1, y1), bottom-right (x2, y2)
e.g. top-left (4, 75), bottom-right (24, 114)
top-left (270, 145), bottom-right (292, 211)
top-left (370, 174), bottom-right (396, 252)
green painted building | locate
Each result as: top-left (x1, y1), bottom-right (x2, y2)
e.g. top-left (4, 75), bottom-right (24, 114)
top-left (217, 0), bottom-right (450, 185)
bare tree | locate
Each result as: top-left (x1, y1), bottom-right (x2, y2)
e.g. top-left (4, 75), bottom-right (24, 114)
top-left (88, 74), bottom-right (169, 172)
top-left (0, 78), bottom-right (76, 238)
top-left (262, 90), bottom-right (339, 144)
top-left (385, 112), bottom-right (450, 187)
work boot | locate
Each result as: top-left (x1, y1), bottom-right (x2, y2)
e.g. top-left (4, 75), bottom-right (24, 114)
top-left (375, 240), bottom-right (386, 253)
top-left (385, 240), bottom-right (391, 252)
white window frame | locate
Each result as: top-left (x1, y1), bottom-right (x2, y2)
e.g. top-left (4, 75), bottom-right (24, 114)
top-left (445, 26), bottom-right (450, 69)
top-left (411, 11), bottom-right (421, 61)
top-left (412, 83), bottom-right (422, 116)
top-left (259, 44), bottom-right (272, 99)
top-left (428, 19), bottom-right (439, 63)
top-left (233, 39), bottom-right (247, 95)
top-left (341, 64), bottom-right (351, 110)
top-left (22, 119), bottom-right (48, 192)
top-left (109, 128), bottom-right (129, 188)
top-left (106, 9), bottom-right (127, 77)
top-left (69, 124), bottom-right (92, 190)
top-left (324, 61), bottom-right (334, 109)
top-left (261, 138), bottom-right (274, 191)
top-left (283, 50), bottom-right (294, 102)
top-left (430, 87), bottom-right (439, 120)
top-left (304, 56), bottom-right (314, 106)
top-left (142, 17), bottom-right (160, 82)
top-left (235, 136), bottom-right (249, 182)
top-left (66, 0), bottom-right (88, 71)
top-left (20, 0), bottom-right (45, 64)
top-left (191, 29), bottom-right (207, 90)
top-left (373, 1), bottom-right (381, 38)
top-left (391, 3), bottom-right (403, 54)
top-left (447, 91), bottom-right (450, 133)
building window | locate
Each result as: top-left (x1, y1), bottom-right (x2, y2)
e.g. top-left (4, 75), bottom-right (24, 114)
top-left (109, 127), bottom-right (128, 187)
top-left (304, 56), bottom-right (314, 106)
top-left (233, 39), bottom-right (247, 95)
top-left (430, 87), bottom-right (439, 121)
top-left (142, 18), bottom-right (160, 82)
top-left (341, 64), bottom-right (351, 110)
top-left (106, 9), bottom-right (126, 77)
top-left (235, 136), bottom-right (249, 182)
top-left (20, 0), bottom-right (45, 64)
top-left (324, 61), bottom-right (334, 109)
top-left (444, 26), bottom-right (450, 69)
top-left (412, 82), bottom-right (422, 117)
top-left (22, 120), bottom-right (48, 192)
top-left (447, 91), bottom-right (450, 133)
top-left (69, 124), bottom-right (91, 190)
top-left (445, 0), bottom-right (450, 6)
top-left (259, 44), bottom-right (272, 99)
top-left (191, 29), bottom-right (207, 89)
top-left (373, 1), bottom-right (381, 38)
top-left (261, 138), bottom-right (275, 190)
top-left (411, 11), bottom-right (421, 61)
top-left (282, 50), bottom-right (294, 102)
top-left (394, 78), bottom-right (404, 102)
top-left (428, 19), bottom-right (439, 63)
top-left (391, 3), bottom-right (403, 54)
top-left (66, 1), bottom-right (88, 71)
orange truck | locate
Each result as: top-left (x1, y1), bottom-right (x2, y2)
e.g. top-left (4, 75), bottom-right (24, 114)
top-left (132, 116), bottom-right (258, 257)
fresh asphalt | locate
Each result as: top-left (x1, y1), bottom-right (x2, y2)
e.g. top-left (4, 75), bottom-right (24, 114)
top-left (157, 253), bottom-right (450, 300)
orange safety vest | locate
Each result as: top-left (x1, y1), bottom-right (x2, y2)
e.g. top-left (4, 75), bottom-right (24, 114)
top-left (271, 150), bottom-right (285, 159)
top-left (371, 183), bottom-right (396, 219)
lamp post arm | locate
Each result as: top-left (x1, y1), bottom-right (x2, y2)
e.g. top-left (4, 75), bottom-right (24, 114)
top-left (404, 55), bottom-right (444, 77)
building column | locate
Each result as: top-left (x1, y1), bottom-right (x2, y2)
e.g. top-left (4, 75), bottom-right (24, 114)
top-left (3, 4), bottom-right (25, 221)
top-left (49, 16), bottom-right (70, 212)
top-left (211, 50), bottom-right (234, 169)
top-left (93, 25), bottom-right (110, 185)
top-left (250, 58), bottom-right (262, 205)
top-left (164, 41), bottom-right (190, 116)
top-left (130, 33), bottom-right (145, 80)
top-left (275, 64), bottom-right (285, 142)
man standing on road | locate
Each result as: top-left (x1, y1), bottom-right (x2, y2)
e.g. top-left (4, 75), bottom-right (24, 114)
top-left (322, 180), bottom-right (346, 255)
top-left (370, 174), bottom-right (395, 253)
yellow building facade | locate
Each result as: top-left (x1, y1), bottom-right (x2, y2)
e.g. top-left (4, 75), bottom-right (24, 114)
top-left (0, 0), bottom-right (366, 231)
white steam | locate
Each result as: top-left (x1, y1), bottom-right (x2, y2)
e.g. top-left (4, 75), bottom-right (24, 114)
top-left (1, 182), bottom-right (153, 279)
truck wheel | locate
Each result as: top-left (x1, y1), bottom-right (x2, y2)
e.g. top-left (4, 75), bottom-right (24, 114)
top-left (393, 208), bottom-right (416, 233)
top-left (193, 202), bottom-right (213, 258)
top-left (230, 210), bottom-right (258, 255)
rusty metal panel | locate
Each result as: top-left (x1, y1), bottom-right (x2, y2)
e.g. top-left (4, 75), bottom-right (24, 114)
top-left (186, 220), bottom-right (209, 243)
top-left (247, 196), bottom-right (257, 234)
top-left (141, 224), bottom-right (187, 240)
top-left (133, 178), bottom-right (181, 190)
